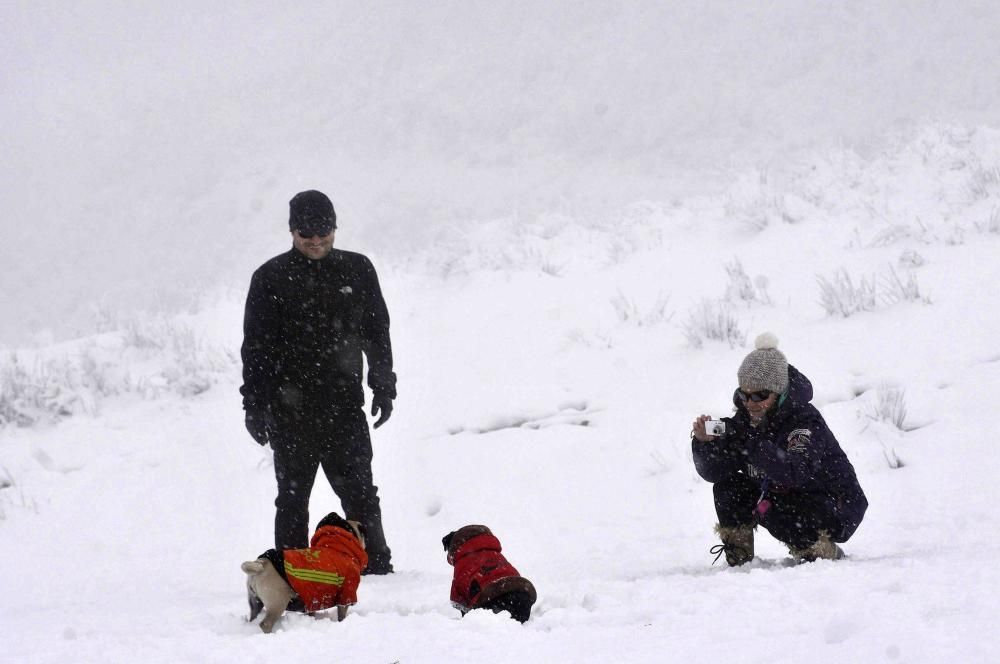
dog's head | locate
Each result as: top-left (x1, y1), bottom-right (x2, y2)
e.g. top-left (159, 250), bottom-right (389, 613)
top-left (442, 524), bottom-right (493, 563)
top-left (317, 512), bottom-right (367, 550)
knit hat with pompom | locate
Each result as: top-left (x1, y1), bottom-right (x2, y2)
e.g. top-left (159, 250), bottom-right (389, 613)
top-left (737, 332), bottom-right (789, 395)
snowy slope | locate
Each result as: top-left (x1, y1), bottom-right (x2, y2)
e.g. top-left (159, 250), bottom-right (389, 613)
top-left (3, 124), bottom-right (1000, 662)
top-left (3, 2), bottom-right (1000, 345)
top-left (3, 3), bottom-right (1000, 662)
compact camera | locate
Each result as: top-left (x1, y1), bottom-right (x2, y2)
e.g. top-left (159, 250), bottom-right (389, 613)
top-left (705, 420), bottom-right (726, 436)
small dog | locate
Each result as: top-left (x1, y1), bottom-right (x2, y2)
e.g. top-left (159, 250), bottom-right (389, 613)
top-left (242, 513), bottom-right (367, 633)
top-left (443, 524), bottom-right (537, 623)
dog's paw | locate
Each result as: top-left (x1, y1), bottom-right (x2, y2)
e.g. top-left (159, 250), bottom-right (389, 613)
top-left (259, 615), bottom-right (279, 633)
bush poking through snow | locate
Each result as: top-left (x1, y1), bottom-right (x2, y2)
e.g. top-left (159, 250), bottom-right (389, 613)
top-left (868, 224), bottom-right (918, 248)
top-left (1, 467), bottom-right (14, 490)
top-left (565, 328), bottom-right (614, 349)
top-left (682, 299), bottom-right (747, 349)
top-left (0, 354), bottom-right (79, 427)
top-left (816, 269), bottom-right (878, 317)
top-left (880, 266), bottom-right (931, 306)
top-left (876, 385), bottom-right (909, 430)
top-left (817, 265), bottom-right (929, 317)
top-left (863, 384), bottom-right (909, 431)
top-left (882, 445), bottom-right (905, 470)
top-left (610, 291), bottom-right (673, 327)
top-left (723, 167), bottom-right (797, 231)
top-left (898, 249), bottom-right (926, 268)
top-left (723, 259), bottom-right (771, 306)
top-left (975, 206), bottom-right (1000, 234)
top-left (0, 316), bottom-right (236, 428)
top-left (967, 163), bottom-right (1000, 202)
top-left (0, 469), bottom-right (36, 520)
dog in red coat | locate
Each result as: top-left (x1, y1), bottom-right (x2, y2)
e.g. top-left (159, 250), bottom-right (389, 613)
top-left (443, 524), bottom-right (537, 623)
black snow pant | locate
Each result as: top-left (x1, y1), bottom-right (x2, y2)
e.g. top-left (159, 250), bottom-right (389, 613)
top-left (713, 473), bottom-right (848, 550)
top-left (270, 406), bottom-right (392, 571)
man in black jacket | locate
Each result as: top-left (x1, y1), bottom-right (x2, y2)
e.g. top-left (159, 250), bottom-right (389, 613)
top-left (690, 333), bottom-right (867, 566)
top-left (241, 190), bottom-right (396, 574)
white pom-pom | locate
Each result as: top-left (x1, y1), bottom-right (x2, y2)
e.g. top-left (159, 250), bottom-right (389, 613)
top-left (754, 332), bottom-right (779, 350)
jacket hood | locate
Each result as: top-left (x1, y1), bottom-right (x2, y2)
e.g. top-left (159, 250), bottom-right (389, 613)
top-left (783, 364), bottom-right (813, 407)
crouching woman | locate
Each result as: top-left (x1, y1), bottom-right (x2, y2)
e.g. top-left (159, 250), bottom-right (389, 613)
top-left (690, 333), bottom-right (868, 565)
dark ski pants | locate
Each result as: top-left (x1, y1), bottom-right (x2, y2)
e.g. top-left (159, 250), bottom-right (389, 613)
top-left (270, 407), bottom-right (391, 569)
top-left (713, 474), bottom-right (847, 550)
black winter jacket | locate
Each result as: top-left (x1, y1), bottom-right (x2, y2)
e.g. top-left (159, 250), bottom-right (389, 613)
top-left (240, 248), bottom-right (396, 416)
top-left (691, 365), bottom-right (867, 540)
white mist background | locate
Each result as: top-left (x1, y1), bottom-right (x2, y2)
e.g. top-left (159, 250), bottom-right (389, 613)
top-left (2, 3), bottom-right (1000, 663)
top-left (3, 1), bottom-right (1000, 344)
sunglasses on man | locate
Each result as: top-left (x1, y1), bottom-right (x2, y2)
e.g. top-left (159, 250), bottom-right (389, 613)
top-left (296, 227), bottom-right (334, 239)
top-left (736, 389), bottom-right (772, 403)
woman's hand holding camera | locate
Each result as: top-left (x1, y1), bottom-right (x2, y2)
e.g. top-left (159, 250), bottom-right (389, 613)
top-left (691, 415), bottom-right (726, 442)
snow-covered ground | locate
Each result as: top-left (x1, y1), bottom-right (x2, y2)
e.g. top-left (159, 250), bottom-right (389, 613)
top-left (3, 4), bottom-right (1000, 663)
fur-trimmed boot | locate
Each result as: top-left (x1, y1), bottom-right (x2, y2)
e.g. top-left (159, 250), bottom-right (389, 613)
top-left (788, 530), bottom-right (844, 562)
top-left (711, 524), bottom-right (755, 566)
top-left (241, 558), bottom-right (296, 633)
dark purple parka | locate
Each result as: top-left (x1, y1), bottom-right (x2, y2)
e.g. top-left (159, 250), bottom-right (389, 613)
top-left (691, 365), bottom-right (867, 541)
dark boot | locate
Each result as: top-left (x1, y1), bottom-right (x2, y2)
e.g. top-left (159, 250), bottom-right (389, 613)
top-left (360, 517), bottom-right (393, 575)
top-left (788, 530), bottom-right (844, 562)
top-left (711, 524), bottom-right (755, 566)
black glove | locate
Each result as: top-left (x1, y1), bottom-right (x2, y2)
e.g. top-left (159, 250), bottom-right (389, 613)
top-left (371, 392), bottom-right (393, 429)
top-left (245, 409), bottom-right (272, 446)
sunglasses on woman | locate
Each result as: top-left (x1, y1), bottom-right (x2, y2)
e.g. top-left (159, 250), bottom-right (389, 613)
top-left (737, 389), bottom-right (772, 403)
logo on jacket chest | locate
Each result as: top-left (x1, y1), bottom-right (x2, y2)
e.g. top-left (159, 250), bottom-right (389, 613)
top-left (786, 428), bottom-right (812, 453)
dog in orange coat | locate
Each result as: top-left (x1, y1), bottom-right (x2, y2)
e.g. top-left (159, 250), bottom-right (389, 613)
top-left (242, 512), bottom-right (367, 632)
